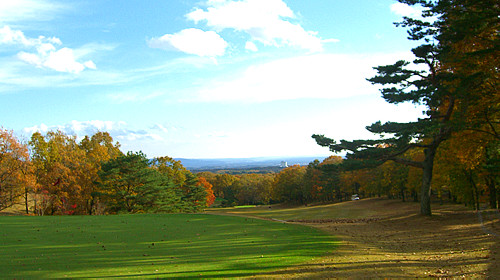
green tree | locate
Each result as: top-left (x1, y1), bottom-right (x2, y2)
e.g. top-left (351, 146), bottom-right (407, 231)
top-left (151, 156), bottom-right (189, 186)
top-left (151, 156), bottom-right (207, 212)
top-left (98, 151), bottom-right (160, 213)
top-left (318, 156), bottom-right (344, 202)
top-left (99, 151), bottom-right (204, 214)
top-left (179, 172), bottom-right (207, 213)
top-left (313, 0), bottom-right (498, 215)
top-left (134, 172), bottom-right (182, 213)
top-left (79, 132), bottom-right (122, 214)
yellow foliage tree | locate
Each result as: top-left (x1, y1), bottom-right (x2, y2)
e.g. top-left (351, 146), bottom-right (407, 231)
top-left (0, 128), bottom-right (33, 211)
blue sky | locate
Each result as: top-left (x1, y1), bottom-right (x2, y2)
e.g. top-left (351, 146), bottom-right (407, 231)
top-left (1, 0), bottom-right (424, 158)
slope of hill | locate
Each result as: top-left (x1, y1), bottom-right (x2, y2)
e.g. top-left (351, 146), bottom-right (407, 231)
top-left (208, 198), bottom-right (500, 278)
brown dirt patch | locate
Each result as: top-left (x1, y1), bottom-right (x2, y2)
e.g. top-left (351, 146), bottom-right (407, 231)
top-left (253, 198), bottom-right (500, 279)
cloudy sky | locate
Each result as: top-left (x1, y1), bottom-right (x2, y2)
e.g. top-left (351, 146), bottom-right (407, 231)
top-left (1, 0), bottom-right (424, 159)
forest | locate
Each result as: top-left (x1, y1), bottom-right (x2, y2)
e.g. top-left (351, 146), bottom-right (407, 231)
top-left (0, 123), bottom-right (498, 215)
top-left (0, 0), bottom-right (498, 216)
top-left (0, 130), bottom-right (214, 215)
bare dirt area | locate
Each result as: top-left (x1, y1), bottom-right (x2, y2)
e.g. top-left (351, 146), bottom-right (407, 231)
top-left (252, 198), bottom-right (500, 279)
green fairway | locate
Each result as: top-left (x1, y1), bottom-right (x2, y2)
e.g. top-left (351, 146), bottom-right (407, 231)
top-left (0, 214), bottom-right (337, 278)
top-left (206, 201), bottom-right (377, 221)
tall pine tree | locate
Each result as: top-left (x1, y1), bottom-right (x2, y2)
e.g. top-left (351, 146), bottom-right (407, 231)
top-left (313, 0), bottom-right (499, 215)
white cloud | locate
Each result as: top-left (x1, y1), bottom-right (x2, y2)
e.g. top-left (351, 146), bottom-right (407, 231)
top-left (390, 3), bottom-right (424, 18)
top-left (23, 120), bottom-right (165, 143)
top-left (117, 132), bottom-right (163, 142)
top-left (186, 0), bottom-right (331, 52)
top-left (107, 89), bottom-right (166, 103)
top-left (42, 47), bottom-right (87, 73)
top-left (0, 0), bottom-right (65, 24)
top-left (151, 124), bottom-right (169, 133)
top-left (0, 25), bottom-right (96, 74)
top-left (148, 28), bottom-right (228, 57)
top-left (193, 52), bottom-right (413, 103)
top-left (83, 60), bottom-right (97, 70)
top-left (24, 120), bottom-right (118, 137)
top-left (245, 41), bottom-right (258, 52)
top-left (390, 3), bottom-right (437, 24)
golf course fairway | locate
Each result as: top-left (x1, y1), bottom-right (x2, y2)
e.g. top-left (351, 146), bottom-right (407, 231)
top-left (0, 213), bottom-right (337, 278)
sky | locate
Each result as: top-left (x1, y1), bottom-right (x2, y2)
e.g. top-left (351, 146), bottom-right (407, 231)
top-left (1, 0), bottom-right (425, 159)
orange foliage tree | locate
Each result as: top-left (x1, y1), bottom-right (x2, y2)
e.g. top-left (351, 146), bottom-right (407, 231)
top-left (29, 130), bottom-right (122, 215)
top-left (197, 176), bottom-right (215, 207)
top-left (0, 128), bottom-right (33, 211)
top-left (29, 131), bottom-right (88, 215)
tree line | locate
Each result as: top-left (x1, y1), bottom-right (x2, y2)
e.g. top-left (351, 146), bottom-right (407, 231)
top-left (0, 129), bottom-right (214, 215)
top-left (0, 126), bottom-right (497, 214)
top-left (197, 147), bottom-right (498, 210)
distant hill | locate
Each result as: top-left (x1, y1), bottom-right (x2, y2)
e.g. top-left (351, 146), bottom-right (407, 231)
top-left (176, 156), bottom-right (328, 171)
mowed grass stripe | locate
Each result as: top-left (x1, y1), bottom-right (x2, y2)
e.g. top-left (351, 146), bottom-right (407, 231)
top-left (0, 214), bottom-right (337, 278)
top-left (206, 200), bottom-right (377, 221)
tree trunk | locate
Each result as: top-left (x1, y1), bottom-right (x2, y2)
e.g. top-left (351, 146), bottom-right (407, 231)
top-left (420, 147), bottom-right (436, 216)
top-left (24, 186), bottom-right (29, 214)
top-left (33, 194), bottom-right (37, 215)
top-left (469, 171), bottom-right (480, 211)
top-left (486, 176), bottom-right (497, 209)
top-left (412, 190), bottom-right (418, 202)
top-left (88, 196), bottom-right (95, 215)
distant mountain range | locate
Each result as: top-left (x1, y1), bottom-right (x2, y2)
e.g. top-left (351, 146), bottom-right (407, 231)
top-left (176, 156), bottom-right (328, 170)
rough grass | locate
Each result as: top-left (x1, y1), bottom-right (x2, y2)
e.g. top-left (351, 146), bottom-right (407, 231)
top-left (0, 214), bottom-right (337, 278)
top-left (210, 198), bottom-right (500, 278)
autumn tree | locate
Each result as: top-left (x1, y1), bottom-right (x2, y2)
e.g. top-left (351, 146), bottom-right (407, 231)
top-left (313, 0), bottom-right (498, 215)
top-left (341, 169), bottom-right (366, 198)
top-left (213, 173), bottom-right (237, 199)
top-left (303, 160), bottom-right (323, 202)
top-left (318, 156), bottom-right (344, 201)
top-left (0, 128), bottom-right (33, 211)
top-left (230, 174), bottom-right (274, 205)
top-left (434, 129), bottom-right (499, 209)
top-left (302, 157), bottom-right (345, 203)
top-left (197, 176), bottom-right (215, 207)
top-left (151, 156), bottom-right (189, 186)
top-left (273, 165), bottom-right (307, 204)
top-left (196, 171), bottom-right (217, 186)
top-left (29, 131), bottom-right (89, 215)
top-left (79, 132), bottom-right (122, 214)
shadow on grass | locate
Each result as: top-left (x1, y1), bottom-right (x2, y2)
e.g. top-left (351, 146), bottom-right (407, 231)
top-left (0, 214), bottom-right (337, 279)
top-left (214, 199), bottom-right (499, 278)
top-left (274, 203), bottom-right (498, 278)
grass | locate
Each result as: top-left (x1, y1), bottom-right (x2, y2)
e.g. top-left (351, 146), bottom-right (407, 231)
top-left (206, 200), bottom-right (378, 221)
top-left (223, 198), bottom-right (500, 278)
top-left (0, 214), bottom-right (337, 279)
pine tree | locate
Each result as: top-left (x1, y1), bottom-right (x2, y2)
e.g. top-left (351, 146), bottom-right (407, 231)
top-left (313, 0), bottom-right (499, 215)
